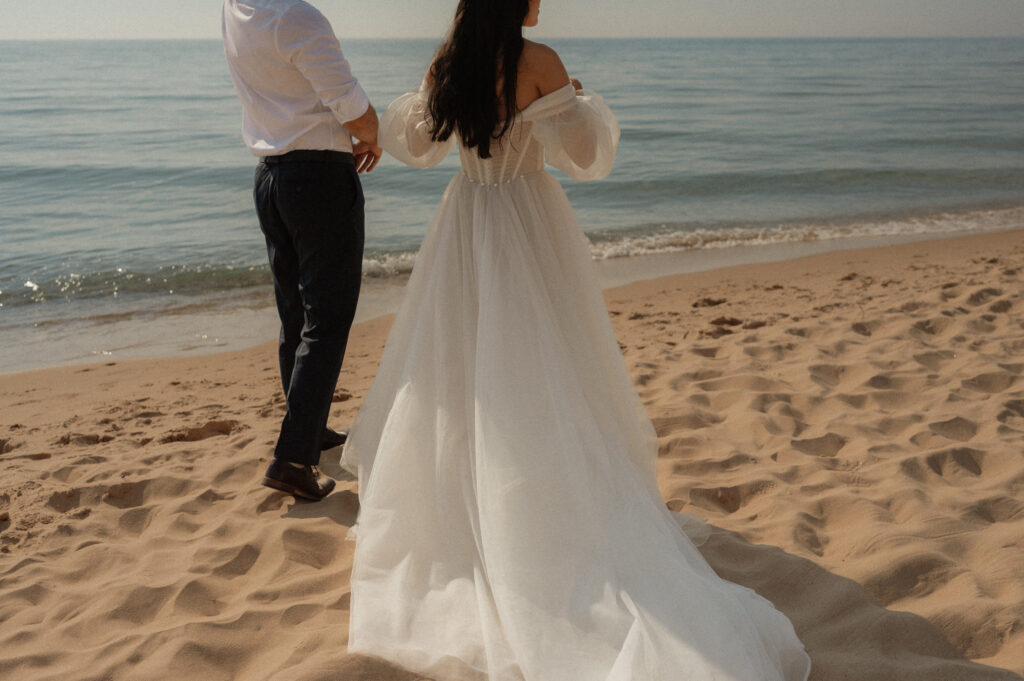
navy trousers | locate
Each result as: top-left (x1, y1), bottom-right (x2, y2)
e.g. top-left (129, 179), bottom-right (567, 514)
top-left (253, 150), bottom-right (364, 466)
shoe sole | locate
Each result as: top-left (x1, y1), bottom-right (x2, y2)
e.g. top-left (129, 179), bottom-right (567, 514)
top-left (262, 476), bottom-right (327, 501)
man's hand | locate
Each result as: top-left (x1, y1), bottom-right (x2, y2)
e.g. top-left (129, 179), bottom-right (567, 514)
top-left (346, 103), bottom-right (381, 172)
top-left (353, 141), bottom-right (382, 173)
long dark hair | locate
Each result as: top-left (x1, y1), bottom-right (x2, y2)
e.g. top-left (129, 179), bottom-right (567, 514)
top-left (427, 0), bottom-right (531, 159)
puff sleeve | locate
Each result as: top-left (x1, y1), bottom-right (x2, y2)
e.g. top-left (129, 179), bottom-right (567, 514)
top-left (379, 82), bottom-right (455, 169)
top-left (524, 84), bottom-right (620, 182)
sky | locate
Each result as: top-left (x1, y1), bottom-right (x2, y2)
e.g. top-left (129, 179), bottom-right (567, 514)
top-left (2, 0), bottom-right (1023, 40)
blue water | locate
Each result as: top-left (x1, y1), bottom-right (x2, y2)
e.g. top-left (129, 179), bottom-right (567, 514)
top-left (1, 38), bottom-right (1023, 370)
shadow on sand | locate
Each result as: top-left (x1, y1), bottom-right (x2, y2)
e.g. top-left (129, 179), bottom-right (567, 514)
top-left (701, 526), bottom-right (1022, 681)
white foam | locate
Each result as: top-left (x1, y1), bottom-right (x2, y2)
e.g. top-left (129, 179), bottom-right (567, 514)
top-left (362, 251), bottom-right (418, 278)
top-left (588, 206), bottom-right (1024, 260)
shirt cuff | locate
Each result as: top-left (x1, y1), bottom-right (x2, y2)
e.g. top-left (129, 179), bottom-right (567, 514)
top-left (332, 83), bottom-right (371, 124)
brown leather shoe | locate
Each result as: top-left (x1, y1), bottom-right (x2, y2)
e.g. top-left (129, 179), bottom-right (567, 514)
top-left (321, 427), bottom-right (348, 450)
top-left (263, 460), bottom-right (336, 500)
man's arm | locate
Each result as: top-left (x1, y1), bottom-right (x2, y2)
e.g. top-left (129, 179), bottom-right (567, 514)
top-left (278, 3), bottom-right (381, 171)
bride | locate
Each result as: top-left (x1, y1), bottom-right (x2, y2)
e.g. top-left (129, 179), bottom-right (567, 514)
top-left (341, 0), bottom-right (812, 679)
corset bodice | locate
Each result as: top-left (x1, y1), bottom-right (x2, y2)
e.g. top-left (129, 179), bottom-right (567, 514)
top-left (457, 121), bottom-right (546, 185)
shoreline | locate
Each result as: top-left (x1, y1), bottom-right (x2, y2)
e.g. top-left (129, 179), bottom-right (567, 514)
top-left (1, 226), bottom-right (1015, 376)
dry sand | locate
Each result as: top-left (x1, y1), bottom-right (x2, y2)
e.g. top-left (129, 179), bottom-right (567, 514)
top-left (1, 229), bottom-right (1022, 681)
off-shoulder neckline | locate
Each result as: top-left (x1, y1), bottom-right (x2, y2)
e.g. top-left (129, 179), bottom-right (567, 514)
top-left (518, 83), bottom-right (577, 121)
top-left (416, 80), bottom-right (578, 123)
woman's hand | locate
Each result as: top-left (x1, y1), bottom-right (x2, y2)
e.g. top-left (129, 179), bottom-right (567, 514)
top-left (570, 77), bottom-right (583, 92)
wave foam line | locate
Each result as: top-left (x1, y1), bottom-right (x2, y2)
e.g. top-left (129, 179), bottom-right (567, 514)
top-left (587, 205), bottom-right (1024, 260)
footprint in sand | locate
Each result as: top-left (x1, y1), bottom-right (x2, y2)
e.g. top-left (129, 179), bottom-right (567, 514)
top-left (160, 420), bottom-right (242, 443)
top-left (791, 433), bottom-right (847, 458)
top-left (896, 300), bottom-right (929, 314)
top-left (966, 317), bottom-right (999, 334)
top-left (966, 287), bottom-right (1002, 306)
top-left (862, 552), bottom-right (956, 607)
top-left (702, 326), bottom-right (735, 339)
top-left (809, 364), bottom-right (845, 389)
top-left (106, 585), bottom-right (176, 624)
top-left (697, 374), bottom-right (790, 393)
top-left (212, 544), bottom-right (260, 578)
top-left (939, 283), bottom-right (961, 301)
top-left (964, 495), bottom-right (1024, 524)
top-left (997, 400), bottom-right (1024, 429)
top-left (743, 342), bottom-right (798, 362)
top-left (912, 317), bottom-right (953, 336)
top-left (281, 527), bottom-right (340, 569)
top-left (748, 392), bottom-right (796, 414)
top-left (117, 506), bottom-right (154, 536)
top-left (925, 448), bottom-right (985, 479)
top-left (281, 602), bottom-right (324, 626)
top-left (912, 350), bottom-right (956, 372)
top-left (851, 320), bottom-right (885, 337)
top-left (46, 489), bottom-right (82, 513)
top-left (669, 452), bottom-right (759, 477)
top-left (988, 299), bottom-right (1013, 313)
top-left (898, 456), bottom-right (928, 482)
top-left (650, 411), bottom-right (724, 433)
top-left (172, 578), bottom-right (225, 617)
top-left (56, 433), bottom-right (114, 446)
top-left (929, 416), bottom-right (979, 442)
top-left (103, 480), bottom-right (149, 509)
top-left (687, 480), bottom-right (776, 514)
top-left (792, 520), bottom-right (826, 557)
top-left (961, 372), bottom-right (1016, 394)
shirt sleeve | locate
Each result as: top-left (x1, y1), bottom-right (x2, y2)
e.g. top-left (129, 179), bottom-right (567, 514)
top-left (276, 2), bottom-right (370, 124)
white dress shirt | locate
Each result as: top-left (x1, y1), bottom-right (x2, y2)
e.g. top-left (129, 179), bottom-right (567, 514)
top-left (222, 0), bottom-right (370, 156)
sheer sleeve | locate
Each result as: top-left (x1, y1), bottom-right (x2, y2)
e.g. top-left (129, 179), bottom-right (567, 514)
top-left (379, 82), bottom-right (455, 169)
top-left (524, 84), bottom-right (620, 182)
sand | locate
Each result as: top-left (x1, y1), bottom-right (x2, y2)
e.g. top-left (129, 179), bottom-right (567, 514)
top-left (1, 229), bottom-right (1022, 681)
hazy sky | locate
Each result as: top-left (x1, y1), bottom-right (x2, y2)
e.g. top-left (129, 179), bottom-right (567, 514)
top-left (2, 0), bottom-right (1023, 40)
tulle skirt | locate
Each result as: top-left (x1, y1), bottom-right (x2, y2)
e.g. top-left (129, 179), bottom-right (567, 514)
top-left (342, 170), bottom-right (811, 681)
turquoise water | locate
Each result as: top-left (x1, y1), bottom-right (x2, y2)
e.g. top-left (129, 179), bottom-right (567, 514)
top-left (1, 38), bottom-right (1023, 370)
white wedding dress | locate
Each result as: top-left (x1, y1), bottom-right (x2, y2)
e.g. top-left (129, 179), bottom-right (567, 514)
top-left (341, 82), bottom-right (811, 681)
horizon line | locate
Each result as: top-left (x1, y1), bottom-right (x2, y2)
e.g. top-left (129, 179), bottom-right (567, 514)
top-left (2, 34), bottom-right (1023, 41)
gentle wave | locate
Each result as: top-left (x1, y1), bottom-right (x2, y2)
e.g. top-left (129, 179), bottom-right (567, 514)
top-left (0, 251), bottom-right (418, 309)
top-left (5, 205), bottom-right (1020, 309)
top-left (587, 205), bottom-right (1024, 259)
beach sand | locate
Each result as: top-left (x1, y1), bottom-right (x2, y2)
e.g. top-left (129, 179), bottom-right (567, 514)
top-left (1, 229), bottom-right (1022, 681)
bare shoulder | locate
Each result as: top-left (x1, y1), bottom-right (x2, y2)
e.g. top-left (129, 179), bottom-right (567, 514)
top-left (520, 40), bottom-right (570, 96)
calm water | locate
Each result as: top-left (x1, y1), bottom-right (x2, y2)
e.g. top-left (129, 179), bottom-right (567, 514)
top-left (2, 38), bottom-right (1023, 370)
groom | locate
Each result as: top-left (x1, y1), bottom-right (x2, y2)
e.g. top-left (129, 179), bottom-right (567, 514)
top-left (222, 0), bottom-right (381, 500)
